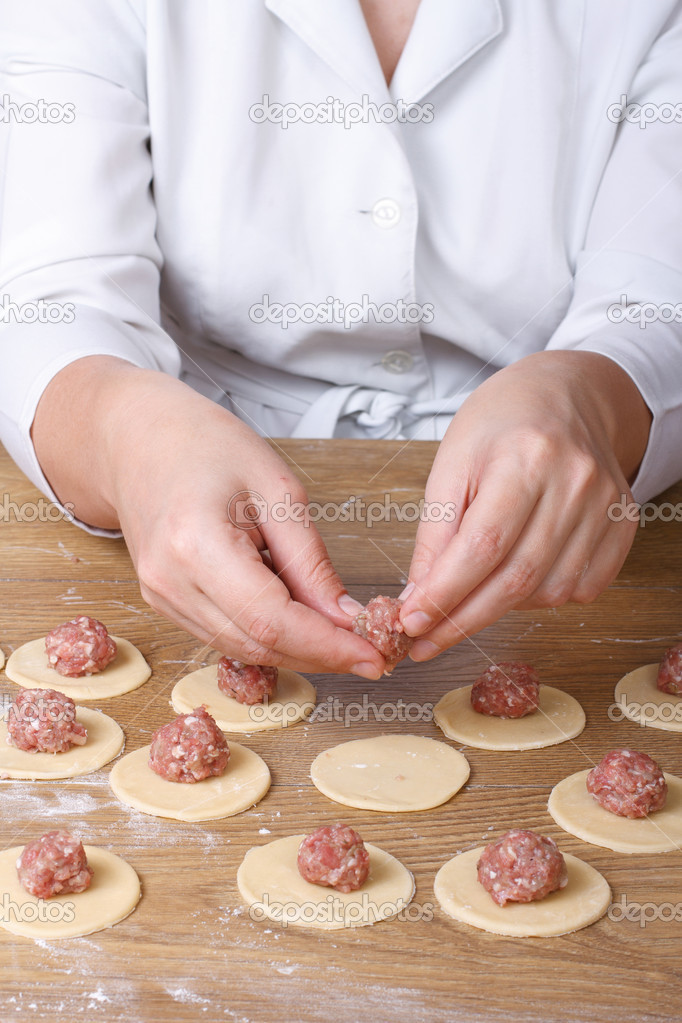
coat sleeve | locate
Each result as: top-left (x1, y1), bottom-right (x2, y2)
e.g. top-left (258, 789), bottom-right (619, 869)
top-left (546, 4), bottom-right (682, 502)
top-left (0, 0), bottom-right (180, 534)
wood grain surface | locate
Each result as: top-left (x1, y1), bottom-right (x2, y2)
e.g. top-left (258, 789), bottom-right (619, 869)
top-left (1, 439), bottom-right (681, 1023)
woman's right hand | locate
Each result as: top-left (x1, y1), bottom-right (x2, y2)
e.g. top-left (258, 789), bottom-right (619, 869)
top-left (32, 356), bottom-right (384, 678)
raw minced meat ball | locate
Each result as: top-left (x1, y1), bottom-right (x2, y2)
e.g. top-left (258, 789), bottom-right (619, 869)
top-left (477, 829), bottom-right (568, 907)
top-left (148, 707), bottom-right (230, 783)
top-left (352, 596), bottom-right (412, 673)
top-left (45, 616), bottom-right (117, 677)
top-left (17, 830), bottom-right (94, 899)
top-left (586, 749), bottom-right (667, 818)
top-left (657, 644), bottom-right (682, 695)
top-left (471, 662), bottom-right (540, 718)
top-left (7, 688), bottom-right (87, 754)
top-left (217, 657), bottom-right (278, 705)
top-left (297, 824), bottom-right (370, 893)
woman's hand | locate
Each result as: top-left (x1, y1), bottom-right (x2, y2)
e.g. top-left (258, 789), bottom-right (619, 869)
top-left (32, 357), bottom-right (384, 678)
top-left (399, 351), bottom-right (652, 660)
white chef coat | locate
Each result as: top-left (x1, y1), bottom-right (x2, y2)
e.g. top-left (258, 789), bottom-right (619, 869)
top-left (0, 0), bottom-right (681, 536)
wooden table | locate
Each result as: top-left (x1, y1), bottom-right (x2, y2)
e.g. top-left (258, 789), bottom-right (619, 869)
top-left (1, 439), bottom-right (681, 1023)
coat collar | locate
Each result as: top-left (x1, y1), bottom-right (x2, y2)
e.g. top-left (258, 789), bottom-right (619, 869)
top-left (265, 0), bottom-right (503, 104)
top-left (391, 0), bottom-right (503, 103)
top-left (265, 0), bottom-right (391, 100)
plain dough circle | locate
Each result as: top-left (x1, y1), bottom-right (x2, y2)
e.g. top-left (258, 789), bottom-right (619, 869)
top-left (171, 665), bottom-right (316, 732)
top-left (237, 834), bottom-right (414, 929)
top-left (548, 769), bottom-right (682, 853)
top-left (0, 648), bottom-right (4, 670)
top-left (0, 845), bottom-right (140, 939)
top-left (0, 707), bottom-right (124, 780)
top-left (310, 734), bottom-right (470, 812)
top-left (5, 637), bottom-right (151, 700)
top-left (614, 664), bottom-right (682, 733)
top-left (434, 847), bottom-right (610, 937)
top-left (434, 685), bottom-right (586, 751)
top-left (109, 743), bottom-right (271, 822)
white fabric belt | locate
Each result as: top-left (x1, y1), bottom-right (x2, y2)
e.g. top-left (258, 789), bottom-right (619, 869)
top-left (177, 340), bottom-right (467, 440)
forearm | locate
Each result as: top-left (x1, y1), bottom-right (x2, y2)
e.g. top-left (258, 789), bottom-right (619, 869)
top-left (31, 356), bottom-right (204, 530)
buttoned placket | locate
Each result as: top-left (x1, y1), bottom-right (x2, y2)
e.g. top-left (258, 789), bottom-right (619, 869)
top-left (264, 0), bottom-right (504, 439)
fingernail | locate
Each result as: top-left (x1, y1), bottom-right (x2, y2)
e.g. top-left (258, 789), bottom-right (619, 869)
top-left (398, 581), bottom-right (415, 601)
top-left (351, 661), bottom-right (383, 680)
top-left (409, 640), bottom-right (440, 662)
top-left (338, 593), bottom-right (364, 616)
top-left (402, 611), bottom-right (433, 636)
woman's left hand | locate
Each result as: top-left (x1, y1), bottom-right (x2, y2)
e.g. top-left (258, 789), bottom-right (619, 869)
top-left (398, 351), bottom-right (652, 660)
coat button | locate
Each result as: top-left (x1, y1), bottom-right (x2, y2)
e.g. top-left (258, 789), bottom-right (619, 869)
top-left (371, 198), bottom-right (401, 228)
top-left (382, 349), bottom-right (414, 374)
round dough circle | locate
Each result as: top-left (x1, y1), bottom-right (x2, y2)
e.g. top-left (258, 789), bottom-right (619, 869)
top-left (310, 734), bottom-right (470, 812)
top-left (237, 834), bottom-right (414, 929)
top-left (0, 707), bottom-right (124, 780)
top-left (110, 743), bottom-right (270, 822)
top-left (0, 845), bottom-right (140, 939)
top-left (0, 648), bottom-right (5, 670)
top-left (171, 665), bottom-right (315, 732)
top-left (614, 663), bottom-right (682, 733)
top-left (548, 769), bottom-right (682, 854)
top-left (434, 847), bottom-right (610, 937)
top-left (434, 685), bottom-right (585, 751)
top-left (5, 637), bottom-right (151, 700)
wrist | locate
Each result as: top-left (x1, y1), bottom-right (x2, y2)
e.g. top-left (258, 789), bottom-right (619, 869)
top-left (32, 356), bottom-right (174, 529)
top-left (559, 351), bottom-right (651, 483)
top-left (510, 350), bottom-right (652, 484)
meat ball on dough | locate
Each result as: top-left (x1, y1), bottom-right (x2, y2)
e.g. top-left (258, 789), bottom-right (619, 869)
top-left (148, 707), bottom-right (229, 783)
top-left (297, 824), bottom-right (370, 894)
top-left (17, 830), bottom-right (94, 899)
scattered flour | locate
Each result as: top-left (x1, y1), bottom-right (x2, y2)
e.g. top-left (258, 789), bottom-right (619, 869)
top-left (165, 987), bottom-right (210, 1006)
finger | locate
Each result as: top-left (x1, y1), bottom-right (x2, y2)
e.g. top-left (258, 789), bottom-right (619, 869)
top-left (401, 469), bottom-right (543, 636)
top-left (402, 469), bottom-right (468, 594)
top-left (144, 567), bottom-right (384, 677)
top-left (409, 490), bottom-right (634, 661)
top-left (144, 585), bottom-right (371, 675)
top-left (261, 513), bottom-right (364, 627)
top-left (135, 515), bottom-right (384, 677)
top-left (408, 491), bottom-right (589, 660)
top-left (200, 528), bottom-right (384, 675)
top-left (517, 493), bottom-right (637, 611)
top-left (514, 520), bottom-right (608, 610)
top-left (569, 516), bottom-right (637, 604)
top-left (259, 549), bottom-right (274, 571)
